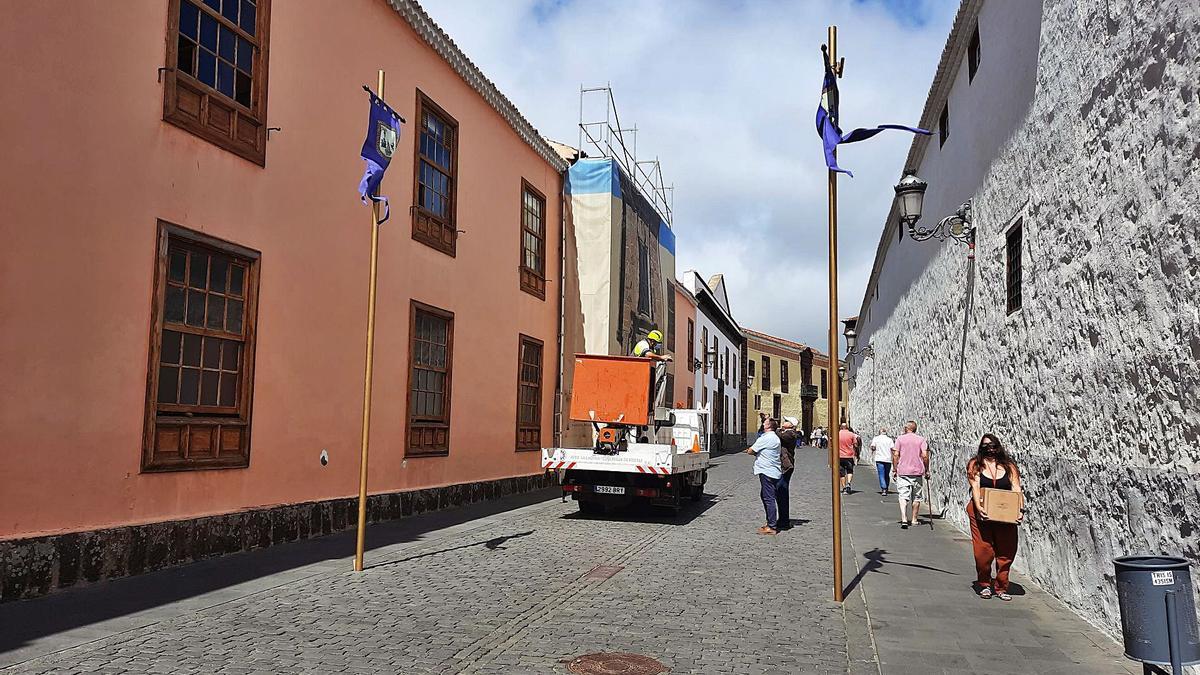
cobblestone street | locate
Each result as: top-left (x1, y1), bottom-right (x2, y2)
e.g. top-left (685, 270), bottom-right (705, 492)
top-left (2, 452), bottom-right (851, 674)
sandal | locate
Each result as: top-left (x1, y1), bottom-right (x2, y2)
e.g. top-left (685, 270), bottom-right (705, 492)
top-left (979, 587), bottom-right (993, 599)
top-left (757, 526), bottom-right (777, 535)
top-left (997, 592), bottom-right (1012, 601)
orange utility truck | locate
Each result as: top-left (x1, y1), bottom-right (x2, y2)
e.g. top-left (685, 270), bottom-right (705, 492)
top-left (543, 354), bottom-right (709, 514)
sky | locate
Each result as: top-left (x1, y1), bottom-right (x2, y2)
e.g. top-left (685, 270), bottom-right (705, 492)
top-left (422, 0), bottom-right (958, 348)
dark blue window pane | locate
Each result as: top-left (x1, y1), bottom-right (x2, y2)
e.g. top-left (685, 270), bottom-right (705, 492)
top-left (236, 38), bottom-right (253, 72)
top-left (199, 12), bottom-right (217, 51)
top-left (203, 0), bottom-right (220, 10)
top-left (179, 1), bottom-right (199, 39)
top-left (198, 50), bottom-right (216, 86)
top-left (235, 71), bottom-right (252, 107)
top-left (177, 36), bottom-right (197, 75)
top-left (221, 0), bottom-right (238, 22)
top-left (218, 61), bottom-right (234, 97)
top-left (218, 25), bottom-right (234, 61)
top-left (239, 0), bottom-right (256, 34)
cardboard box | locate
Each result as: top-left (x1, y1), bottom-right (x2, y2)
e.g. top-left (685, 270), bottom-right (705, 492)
top-left (982, 488), bottom-right (1024, 524)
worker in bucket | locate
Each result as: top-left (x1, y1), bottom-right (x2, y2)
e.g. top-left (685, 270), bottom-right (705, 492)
top-left (631, 330), bottom-right (672, 362)
top-left (632, 330), bottom-right (671, 421)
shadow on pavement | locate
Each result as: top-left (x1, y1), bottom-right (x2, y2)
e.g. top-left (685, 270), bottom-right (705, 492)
top-left (0, 488), bottom-right (557, 665)
top-left (967, 580), bottom-right (1027, 596)
top-left (366, 530), bottom-right (535, 569)
top-left (843, 547), bottom-right (960, 596)
top-left (559, 492), bottom-right (719, 525)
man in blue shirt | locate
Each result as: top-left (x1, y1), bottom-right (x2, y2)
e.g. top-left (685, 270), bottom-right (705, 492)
top-left (745, 418), bottom-right (783, 535)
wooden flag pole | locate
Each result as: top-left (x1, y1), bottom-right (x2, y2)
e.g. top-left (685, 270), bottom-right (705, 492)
top-left (354, 69), bottom-right (386, 573)
top-left (826, 26), bottom-right (845, 603)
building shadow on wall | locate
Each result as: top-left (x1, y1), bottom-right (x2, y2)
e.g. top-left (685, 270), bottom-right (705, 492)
top-left (0, 488), bottom-right (558, 665)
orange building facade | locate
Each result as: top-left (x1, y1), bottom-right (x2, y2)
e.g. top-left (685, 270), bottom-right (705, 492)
top-left (0, 0), bottom-right (566, 599)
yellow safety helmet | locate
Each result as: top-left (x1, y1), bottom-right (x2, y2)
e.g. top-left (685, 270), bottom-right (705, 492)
top-left (647, 330), bottom-right (664, 343)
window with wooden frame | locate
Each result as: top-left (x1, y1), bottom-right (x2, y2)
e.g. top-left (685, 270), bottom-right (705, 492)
top-left (164, 0), bottom-right (271, 165)
top-left (938, 103), bottom-right (950, 147)
top-left (702, 386), bottom-right (708, 407)
top-left (754, 394), bottom-right (762, 410)
top-left (712, 335), bottom-right (720, 381)
top-left (748, 357), bottom-right (755, 379)
top-left (1006, 221), bottom-right (1023, 314)
top-left (772, 394), bottom-right (782, 422)
top-left (761, 356), bottom-right (771, 391)
top-left (515, 335), bottom-right (543, 451)
top-left (968, 24), bottom-right (982, 83)
top-left (687, 319), bottom-right (695, 372)
top-left (413, 92), bottom-right (459, 256)
top-left (143, 221), bottom-right (260, 472)
top-left (724, 347), bottom-right (730, 383)
top-left (686, 387), bottom-right (694, 408)
top-left (519, 181), bottom-right (547, 299)
top-left (701, 327), bottom-right (709, 374)
top-left (820, 368), bottom-right (828, 399)
top-left (780, 359), bottom-right (789, 394)
top-left (666, 295), bottom-right (676, 351)
top-left (407, 302), bottom-right (454, 456)
top-left (637, 242), bottom-right (651, 316)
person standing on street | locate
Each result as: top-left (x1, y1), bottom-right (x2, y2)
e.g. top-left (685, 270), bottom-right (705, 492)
top-left (745, 418), bottom-right (782, 535)
top-left (892, 421), bottom-right (929, 528)
top-left (838, 423), bottom-right (860, 494)
top-left (870, 428), bottom-right (896, 495)
top-left (776, 417), bottom-right (800, 530)
top-left (967, 434), bottom-right (1023, 601)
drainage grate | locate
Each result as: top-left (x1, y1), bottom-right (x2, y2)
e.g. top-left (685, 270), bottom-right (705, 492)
top-left (566, 652), bottom-right (668, 675)
top-left (584, 565), bottom-right (624, 580)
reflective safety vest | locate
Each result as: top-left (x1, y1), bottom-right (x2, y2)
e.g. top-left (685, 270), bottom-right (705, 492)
top-left (632, 339), bottom-right (655, 357)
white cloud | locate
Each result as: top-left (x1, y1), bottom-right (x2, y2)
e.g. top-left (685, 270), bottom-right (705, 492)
top-left (422, 0), bottom-right (956, 347)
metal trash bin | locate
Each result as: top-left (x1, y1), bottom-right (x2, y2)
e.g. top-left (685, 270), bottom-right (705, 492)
top-left (1114, 555), bottom-right (1200, 672)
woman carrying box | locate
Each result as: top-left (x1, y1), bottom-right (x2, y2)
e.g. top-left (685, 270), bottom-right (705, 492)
top-left (966, 434), bottom-right (1023, 601)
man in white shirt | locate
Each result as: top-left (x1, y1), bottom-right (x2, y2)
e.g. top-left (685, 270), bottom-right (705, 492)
top-left (870, 428), bottom-right (896, 496)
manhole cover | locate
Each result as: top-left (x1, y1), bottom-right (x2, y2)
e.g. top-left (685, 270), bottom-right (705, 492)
top-left (566, 653), bottom-right (668, 675)
top-left (584, 565), bottom-right (624, 580)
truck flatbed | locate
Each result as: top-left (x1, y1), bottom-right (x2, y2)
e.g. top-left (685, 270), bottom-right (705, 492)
top-left (541, 443), bottom-right (709, 476)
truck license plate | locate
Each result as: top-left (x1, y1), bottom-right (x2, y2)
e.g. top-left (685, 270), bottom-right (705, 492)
top-left (594, 485), bottom-right (625, 495)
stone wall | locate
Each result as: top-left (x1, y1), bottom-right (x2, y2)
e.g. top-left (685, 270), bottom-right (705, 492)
top-left (848, 0), bottom-right (1200, 639)
top-left (0, 472), bottom-right (555, 603)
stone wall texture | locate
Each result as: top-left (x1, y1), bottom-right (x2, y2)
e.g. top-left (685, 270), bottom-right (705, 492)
top-left (849, 0), bottom-right (1200, 640)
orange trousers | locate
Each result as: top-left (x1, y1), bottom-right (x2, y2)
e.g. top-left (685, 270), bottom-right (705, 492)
top-left (966, 500), bottom-right (1018, 592)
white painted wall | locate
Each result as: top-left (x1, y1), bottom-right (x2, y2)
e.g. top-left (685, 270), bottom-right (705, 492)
top-left (684, 271), bottom-right (742, 438)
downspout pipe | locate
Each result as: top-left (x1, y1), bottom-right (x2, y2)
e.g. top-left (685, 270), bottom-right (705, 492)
top-left (553, 161), bottom-right (569, 447)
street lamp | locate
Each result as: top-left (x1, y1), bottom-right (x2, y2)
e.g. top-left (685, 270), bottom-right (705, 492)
top-left (894, 172), bottom-right (976, 257)
top-left (843, 327), bottom-right (875, 361)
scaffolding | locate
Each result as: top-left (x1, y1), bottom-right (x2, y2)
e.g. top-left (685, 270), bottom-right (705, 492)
top-left (577, 84), bottom-right (674, 227)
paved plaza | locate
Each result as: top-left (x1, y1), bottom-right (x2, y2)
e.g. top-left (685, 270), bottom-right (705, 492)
top-left (1, 450), bottom-right (1135, 674)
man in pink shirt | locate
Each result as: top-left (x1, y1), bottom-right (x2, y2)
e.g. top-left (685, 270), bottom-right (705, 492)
top-left (891, 420), bottom-right (930, 529)
top-left (837, 423), bottom-right (860, 494)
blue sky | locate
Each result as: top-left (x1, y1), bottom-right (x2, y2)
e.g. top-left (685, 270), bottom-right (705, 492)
top-left (422, 0), bottom-right (958, 348)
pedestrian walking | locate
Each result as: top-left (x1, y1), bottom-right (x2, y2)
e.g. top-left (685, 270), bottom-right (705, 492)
top-left (891, 421), bottom-right (929, 529)
top-left (837, 423), bottom-right (860, 494)
top-left (870, 427), bottom-right (895, 495)
top-left (776, 417), bottom-right (800, 530)
top-left (967, 433), bottom-right (1023, 601)
top-left (745, 417), bottom-right (782, 535)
